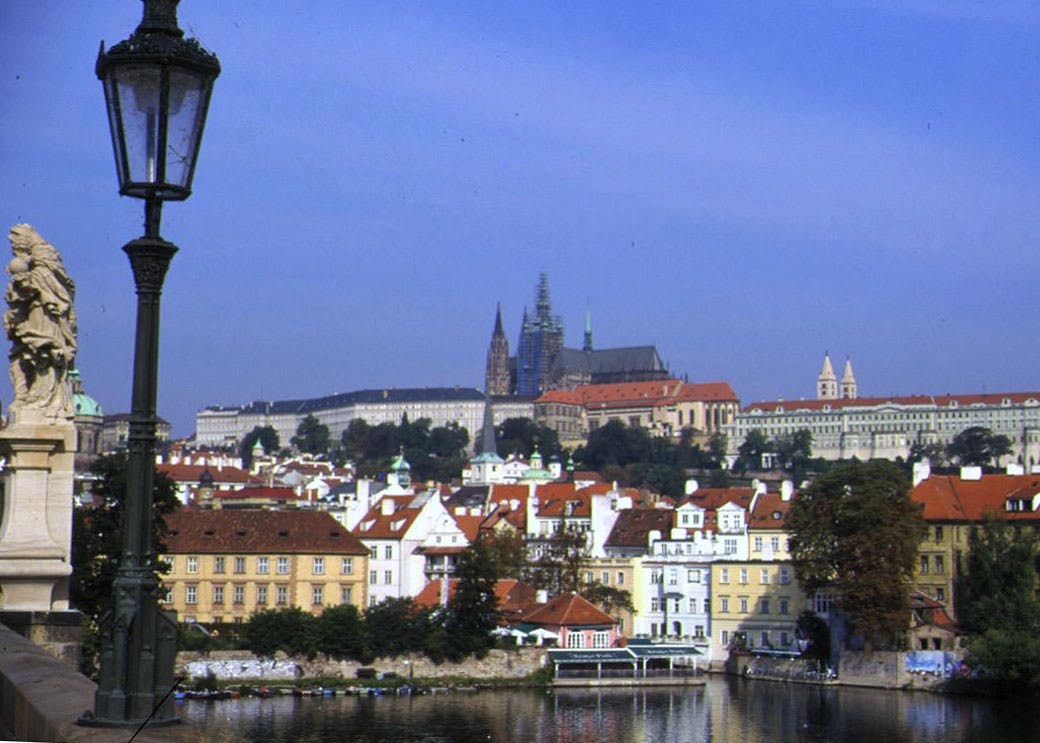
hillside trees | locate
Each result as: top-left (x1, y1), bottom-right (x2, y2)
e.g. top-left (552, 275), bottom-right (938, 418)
top-left (239, 425), bottom-right (280, 467)
top-left (291, 414), bottom-right (330, 455)
top-left (787, 461), bottom-right (923, 646)
top-left (946, 426), bottom-right (1013, 468)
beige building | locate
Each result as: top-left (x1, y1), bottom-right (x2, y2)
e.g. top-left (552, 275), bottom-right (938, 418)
top-left (161, 509), bottom-right (368, 624)
top-left (536, 379), bottom-right (739, 446)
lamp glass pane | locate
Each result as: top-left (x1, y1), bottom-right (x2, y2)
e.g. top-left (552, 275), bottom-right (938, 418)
top-left (113, 65), bottom-right (162, 187)
top-left (164, 68), bottom-right (209, 191)
top-left (102, 76), bottom-right (128, 187)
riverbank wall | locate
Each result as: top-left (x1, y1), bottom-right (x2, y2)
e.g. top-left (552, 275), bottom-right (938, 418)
top-left (176, 647), bottom-right (548, 684)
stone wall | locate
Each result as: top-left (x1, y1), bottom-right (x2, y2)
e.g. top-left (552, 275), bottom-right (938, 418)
top-left (176, 647), bottom-right (548, 683)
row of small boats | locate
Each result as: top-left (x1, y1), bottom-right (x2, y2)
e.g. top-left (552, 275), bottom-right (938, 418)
top-left (175, 684), bottom-right (422, 701)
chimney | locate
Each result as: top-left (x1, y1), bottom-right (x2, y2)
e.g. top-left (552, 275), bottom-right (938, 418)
top-left (1006, 463), bottom-right (1025, 476)
top-left (753, 480), bottom-right (767, 497)
top-left (912, 459), bottom-right (931, 487)
top-left (382, 498), bottom-right (395, 516)
top-left (781, 480), bottom-right (793, 501)
top-left (685, 479), bottom-right (699, 495)
top-left (535, 589), bottom-right (548, 604)
top-left (960, 466), bottom-right (983, 481)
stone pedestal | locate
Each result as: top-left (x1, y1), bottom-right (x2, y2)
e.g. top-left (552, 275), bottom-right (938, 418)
top-left (0, 421), bottom-right (77, 612)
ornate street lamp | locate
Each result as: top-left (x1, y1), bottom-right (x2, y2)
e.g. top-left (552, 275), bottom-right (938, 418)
top-left (82, 0), bottom-right (219, 727)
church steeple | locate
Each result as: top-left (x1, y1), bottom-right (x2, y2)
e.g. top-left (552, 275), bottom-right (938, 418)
top-left (484, 302), bottom-right (510, 395)
top-left (840, 356), bottom-right (857, 399)
top-left (817, 352), bottom-right (838, 400)
top-left (583, 309), bottom-right (593, 352)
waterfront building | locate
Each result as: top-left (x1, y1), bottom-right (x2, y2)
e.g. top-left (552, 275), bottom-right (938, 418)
top-left (725, 357), bottom-right (1040, 465)
top-left (536, 379), bottom-right (740, 446)
top-left (910, 461), bottom-right (1040, 620)
top-left (709, 559), bottom-right (806, 660)
top-left (160, 509), bottom-right (368, 624)
top-left (521, 592), bottom-right (621, 648)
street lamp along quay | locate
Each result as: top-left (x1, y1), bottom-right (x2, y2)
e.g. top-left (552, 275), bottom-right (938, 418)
top-left (80, 0), bottom-right (219, 728)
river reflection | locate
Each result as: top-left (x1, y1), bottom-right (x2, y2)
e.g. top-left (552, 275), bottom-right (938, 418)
top-left (179, 677), bottom-right (1037, 743)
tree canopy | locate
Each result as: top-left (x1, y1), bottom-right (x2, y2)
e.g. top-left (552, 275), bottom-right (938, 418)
top-left (946, 426), bottom-right (1013, 468)
top-left (787, 460), bottom-right (923, 646)
top-left (239, 425), bottom-right (280, 467)
top-left (444, 536), bottom-right (500, 660)
top-left (291, 414), bottom-right (331, 455)
top-left (496, 417), bottom-right (562, 460)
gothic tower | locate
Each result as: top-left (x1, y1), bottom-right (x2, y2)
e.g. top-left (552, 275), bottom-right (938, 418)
top-left (817, 353), bottom-right (838, 400)
top-left (840, 356), bottom-right (857, 399)
top-left (484, 303), bottom-right (511, 395)
top-left (516, 273), bottom-right (564, 396)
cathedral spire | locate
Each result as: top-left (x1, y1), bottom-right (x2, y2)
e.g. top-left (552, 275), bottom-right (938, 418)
top-left (484, 302), bottom-right (510, 395)
top-left (840, 356), bottom-right (857, 399)
top-left (817, 352), bottom-right (838, 400)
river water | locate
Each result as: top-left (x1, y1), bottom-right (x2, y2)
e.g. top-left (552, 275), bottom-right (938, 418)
top-left (179, 677), bottom-right (1037, 742)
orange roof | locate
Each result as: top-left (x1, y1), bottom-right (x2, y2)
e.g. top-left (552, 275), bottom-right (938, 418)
top-left (164, 508), bottom-right (367, 554)
top-left (744, 391), bottom-right (1040, 413)
top-left (911, 473), bottom-right (1040, 522)
top-left (535, 380), bottom-right (738, 408)
top-left (352, 496), bottom-right (424, 539)
top-left (413, 578), bottom-right (538, 616)
top-left (522, 593), bottom-right (616, 628)
top-left (748, 492), bottom-right (794, 528)
top-left (451, 513), bottom-right (484, 542)
top-left (157, 463), bottom-right (254, 484)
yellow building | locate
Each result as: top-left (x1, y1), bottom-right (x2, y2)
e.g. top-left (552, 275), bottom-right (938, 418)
top-left (161, 508), bottom-right (368, 624)
top-left (584, 556), bottom-right (641, 635)
top-left (709, 560), bottom-right (807, 655)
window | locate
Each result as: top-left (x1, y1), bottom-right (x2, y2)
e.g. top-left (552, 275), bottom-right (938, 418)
top-left (212, 585), bottom-right (224, 605)
top-left (384, 570), bottom-right (393, 585)
top-left (213, 556), bottom-right (225, 574)
top-left (720, 568), bottom-right (729, 584)
top-left (935, 555), bottom-right (945, 574)
top-left (234, 556), bottom-right (246, 574)
top-left (753, 536), bottom-right (763, 552)
top-left (703, 598), bottom-right (710, 614)
top-left (739, 568), bottom-right (748, 585)
top-left (592, 631), bottom-right (610, 649)
top-left (935, 526), bottom-right (944, 542)
top-left (669, 569), bottom-right (678, 585)
top-left (936, 587), bottom-right (945, 603)
top-left (569, 631), bottom-right (586, 649)
top-left (585, 571), bottom-right (594, 584)
top-left (920, 555), bottom-right (929, 574)
top-left (721, 630), bottom-right (730, 646)
top-left (312, 585), bottom-right (324, 605)
top-left (760, 598), bottom-right (770, 614)
top-left (313, 557), bottom-right (325, 575)
top-left (256, 586), bottom-right (268, 605)
top-left (771, 537), bottom-right (780, 552)
top-left (276, 585), bottom-right (288, 605)
top-left (384, 545), bottom-right (393, 560)
top-left (160, 586), bottom-right (172, 603)
top-left (651, 597), bottom-right (660, 612)
top-left (341, 586), bottom-right (352, 604)
top-left (760, 568), bottom-right (770, 585)
top-left (257, 556), bottom-right (269, 574)
top-left (369, 595), bottom-right (377, 607)
top-left (779, 597), bottom-right (789, 615)
top-left (617, 572), bottom-right (624, 585)
top-left (276, 557), bottom-right (289, 575)
top-left (688, 598), bottom-right (697, 613)
top-left (370, 546), bottom-right (378, 559)
top-left (739, 597), bottom-right (749, 613)
top-left (233, 584), bottom-right (245, 604)
top-left (720, 598), bottom-right (729, 613)
top-left (602, 571), bottom-right (610, 584)
top-left (187, 556), bottom-right (199, 574)
top-left (370, 570), bottom-right (378, 585)
top-left (779, 567), bottom-right (791, 585)
top-left (724, 539), bottom-right (738, 555)
top-left (761, 631), bottom-right (770, 647)
top-left (781, 631), bottom-right (790, 647)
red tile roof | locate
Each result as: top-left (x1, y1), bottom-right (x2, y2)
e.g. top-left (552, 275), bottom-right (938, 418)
top-left (536, 380), bottom-right (738, 408)
top-left (748, 493), bottom-right (794, 528)
top-left (157, 463), bottom-right (254, 484)
top-left (413, 578), bottom-right (538, 618)
top-left (352, 495), bottom-right (425, 539)
top-left (451, 513), bottom-right (484, 542)
top-left (164, 508), bottom-right (367, 554)
top-left (911, 473), bottom-right (1040, 522)
top-left (522, 592), bottom-right (616, 628)
top-left (604, 508), bottom-right (673, 548)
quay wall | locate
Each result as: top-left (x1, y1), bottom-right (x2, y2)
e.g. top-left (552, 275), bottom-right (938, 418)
top-left (176, 647), bottom-right (548, 683)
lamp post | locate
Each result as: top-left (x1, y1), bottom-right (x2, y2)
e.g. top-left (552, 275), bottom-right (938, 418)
top-left (82, 0), bottom-right (219, 727)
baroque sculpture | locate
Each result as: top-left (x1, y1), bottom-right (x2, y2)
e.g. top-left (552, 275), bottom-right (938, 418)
top-left (3, 224), bottom-right (77, 422)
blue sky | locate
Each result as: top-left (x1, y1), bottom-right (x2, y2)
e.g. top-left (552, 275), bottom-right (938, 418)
top-left (2, 1), bottom-right (1039, 437)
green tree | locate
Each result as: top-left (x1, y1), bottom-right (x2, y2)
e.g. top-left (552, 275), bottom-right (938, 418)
top-left (318, 603), bottom-right (372, 662)
top-left (239, 425), bottom-right (280, 468)
top-left (479, 529), bottom-right (529, 580)
top-left (735, 429), bottom-right (769, 472)
top-left (579, 420), bottom-right (651, 469)
top-left (71, 453), bottom-right (179, 673)
top-left (496, 417), bottom-right (562, 460)
top-left (444, 537), bottom-right (500, 660)
top-left (773, 429), bottom-right (813, 476)
top-left (341, 419), bottom-right (371, 461)
top-left (946, 426), bottom-right (1013, 468)
top-left (707, 432), bottom-right (728, 465)
top-left (243, 607), bottom-right (319, 658)
top-left (291, 414), bottom-right (330, 455)
top-left (796, 610), bottom-right (831, 662)
top-left (908, 441), bottom-right (946, 468)
top-left (363, 597), bottom-right (435, 658)
top-left (960, 517), bottom-right (1040, 635)
top-left (787, 461), bottom-right (923, 646)
top-left (582, 583), bottom-right (633, 616)
top-left (530, 520), bottom-right (589, 595)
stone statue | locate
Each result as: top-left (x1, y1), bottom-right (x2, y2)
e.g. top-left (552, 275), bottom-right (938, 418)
top-left (3, 224), bottom-right (77, 422)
